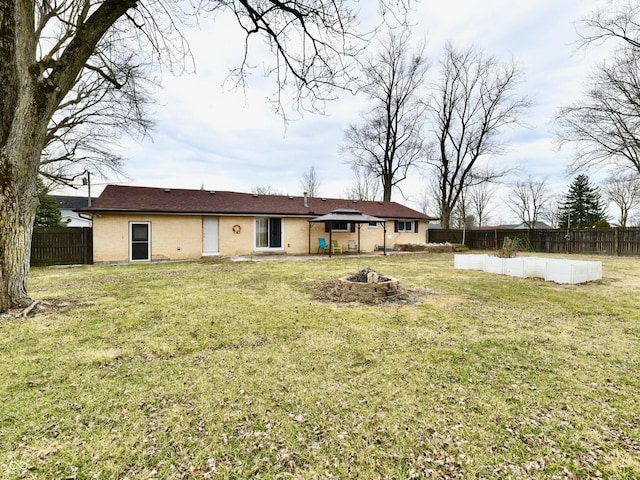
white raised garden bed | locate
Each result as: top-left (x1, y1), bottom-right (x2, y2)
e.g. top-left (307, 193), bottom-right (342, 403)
top-left (454, 254), bottom-right (602, 284)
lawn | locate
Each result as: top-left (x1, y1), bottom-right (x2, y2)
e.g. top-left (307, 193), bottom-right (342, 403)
top-left (1, 253), bottom-right (639, 479)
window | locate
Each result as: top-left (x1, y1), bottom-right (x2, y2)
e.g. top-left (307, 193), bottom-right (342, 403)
top-left (255, 217), bottom-right (283, 249)
top-left (130, 222), bottom-right (151, 261)
top-left (368, 222), bottom-right (378, 228)
top-left (331, 221), bottom-right (349, 231)
top-left (396, 220), bottom-right (416, 233)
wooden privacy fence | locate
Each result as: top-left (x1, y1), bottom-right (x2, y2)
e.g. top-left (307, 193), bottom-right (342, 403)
top-left (31, 227), bottom-right (93, 266)
top-left (428, 227), bottom-right (640, 256)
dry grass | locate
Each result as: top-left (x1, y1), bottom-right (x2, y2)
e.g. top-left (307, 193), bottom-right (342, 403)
top-left (0, 252), bottom-right (639, 478)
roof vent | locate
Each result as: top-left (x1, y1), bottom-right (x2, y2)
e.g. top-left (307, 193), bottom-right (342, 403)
top-left (164, 188), bottom-right (171, 192)
top-left (209, 191), bottom-right (216, 194)
top-left (321, 198), bottom-right (327, 202)
top-left (288, 196), bottom-right (294, 200)
top-left (352, 200), bottom-right (358, 203)
top-left (253, 194), bottom-right (259, 198)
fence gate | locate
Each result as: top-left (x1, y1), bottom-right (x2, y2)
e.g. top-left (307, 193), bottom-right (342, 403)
top-left (31, 227), bottom-right (93, 266)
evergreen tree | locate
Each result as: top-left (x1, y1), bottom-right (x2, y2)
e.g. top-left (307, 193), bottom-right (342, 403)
top-left (558, 174), bottom-right (608, 229)
top-left (34, 180), bottom-right (65, 228)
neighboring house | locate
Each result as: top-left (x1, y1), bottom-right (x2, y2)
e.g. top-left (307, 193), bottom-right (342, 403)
top-left (508, 221), bottom-right (552, 230)
top-left (78, 185), bottom-right (435, 263)
top-left (54, 195), bottom-right (96, 227)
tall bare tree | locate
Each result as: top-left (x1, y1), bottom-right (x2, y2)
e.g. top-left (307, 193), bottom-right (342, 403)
top-left (507, 176), bottom-right (551, 228)
top-left (300, 165), bottom-right (322, 197)
top-left (541, 195), bottom-right (562, 229)
top-left (0, 0), bottom-right (379, 309)
top-left (425, 43), bottom-right (529, 229)
top-left (557, 3), bottom-right (640, 175)
top-left (342, 26), bottom-right (429, 201)
top-left (467, 180), bottom-right (497, 227)
top-left (603, 172), bottom-right (640, 227)
top-left (344, 165), bottom-right (381, 201)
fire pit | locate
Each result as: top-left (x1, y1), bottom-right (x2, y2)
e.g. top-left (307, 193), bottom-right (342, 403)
top-left (338, 267), bottom-right (400, 301)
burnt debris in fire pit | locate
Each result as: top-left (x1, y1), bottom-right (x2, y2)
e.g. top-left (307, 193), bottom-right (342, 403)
top-left (346, 267), bottom-right (391, 283)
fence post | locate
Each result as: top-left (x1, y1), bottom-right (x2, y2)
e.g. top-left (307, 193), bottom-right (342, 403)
top-left (614, 227), bottom-right (620, 256)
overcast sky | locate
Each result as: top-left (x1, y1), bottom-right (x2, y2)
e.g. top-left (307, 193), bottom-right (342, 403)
top-left (58, 0), bottom-right (615, 224)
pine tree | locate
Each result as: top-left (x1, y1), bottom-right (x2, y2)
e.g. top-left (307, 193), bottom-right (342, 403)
top-left (558, 175), bottom-right (608, 229)
top-left (34, 180), bottom-right (65, 228)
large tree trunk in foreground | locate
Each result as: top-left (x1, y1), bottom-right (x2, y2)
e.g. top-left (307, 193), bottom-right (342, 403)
top-left (0, 181), bottom-right (38, 309)
top-left (0, 0), bottom-right (40, 309)
top-left (0, 88), bottom-right (47, 310)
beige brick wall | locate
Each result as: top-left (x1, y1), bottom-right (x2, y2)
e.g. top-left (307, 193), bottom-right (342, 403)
top-left (218, 216), bottom-right (255, 256)
top-left (93, 213), bottom-right (430, 262)
top-left (93, 213), bottom-right (203, 263)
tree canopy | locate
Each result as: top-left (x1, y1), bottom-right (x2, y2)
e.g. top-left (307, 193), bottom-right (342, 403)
top-left (426, 44), bottom-right (529, 229)
top-left (342, 26), bottom-right (429, 201)
top-left (557, 2), bottom-right (640, 175)
top-left (558, 175), bottom-right (608, 229)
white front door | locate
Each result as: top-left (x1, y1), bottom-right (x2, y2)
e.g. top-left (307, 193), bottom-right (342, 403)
top-left (203, 217), bottom-right (219, 255)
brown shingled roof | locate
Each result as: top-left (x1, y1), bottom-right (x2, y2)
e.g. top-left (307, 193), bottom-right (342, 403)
top-left (78, 185), bottom-right (434, 220)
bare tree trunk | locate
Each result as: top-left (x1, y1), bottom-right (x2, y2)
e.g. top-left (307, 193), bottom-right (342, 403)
top-left (383, 173), bottom-right (393, 202)
top-left (0, 184), bottom-right (37, 309)
top-left (1, 111), bottom-right (43, 309)
top-left (440, 206), bottom-right (452, 230)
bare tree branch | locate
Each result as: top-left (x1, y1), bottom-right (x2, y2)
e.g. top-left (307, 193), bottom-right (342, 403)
top-left (507, 175), bottom-right (551, 228)
top-left (342, 25), bottom-right (429, 201)
top-left (426, 43), bottom-right (529, 229)
top-left (603, 171), bottom-right (640, 227)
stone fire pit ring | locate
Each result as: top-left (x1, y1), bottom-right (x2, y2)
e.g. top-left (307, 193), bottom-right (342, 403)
top-left (338, 268), bottom-right (401, 301)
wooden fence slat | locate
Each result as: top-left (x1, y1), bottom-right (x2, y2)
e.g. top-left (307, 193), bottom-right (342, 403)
top-left (30, 227), bottom-right (93, 266)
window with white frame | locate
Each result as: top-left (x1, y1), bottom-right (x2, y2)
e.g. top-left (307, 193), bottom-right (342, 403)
top-left (397, 220), bottom-right (415, 233)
